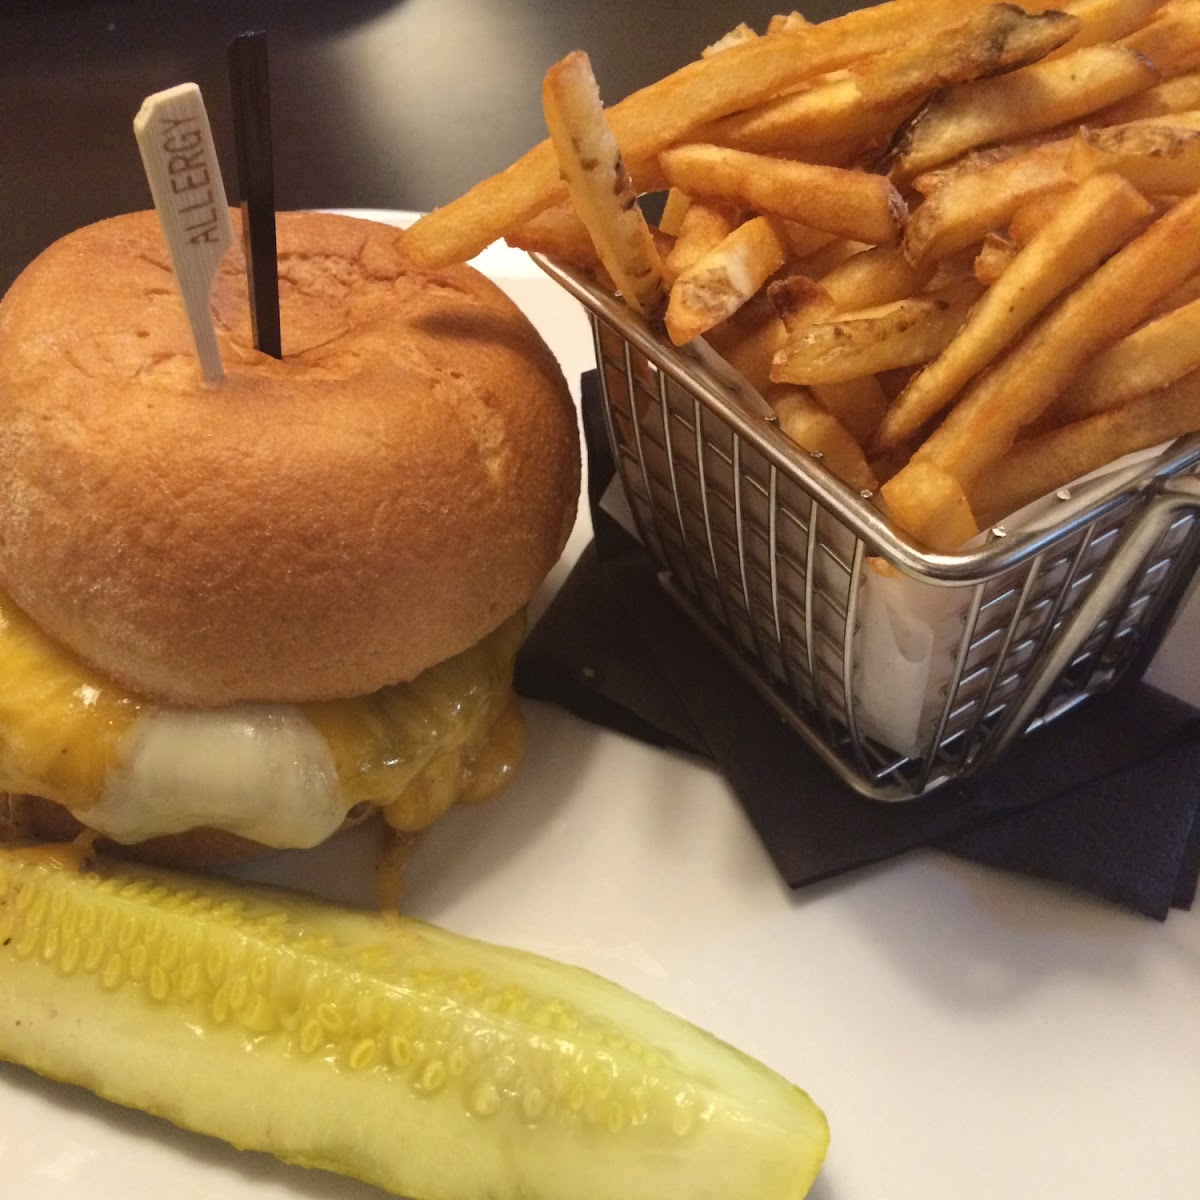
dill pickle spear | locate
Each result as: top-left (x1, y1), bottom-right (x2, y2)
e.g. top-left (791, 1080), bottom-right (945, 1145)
top-left (0, 843), bottom-right (828, 1200)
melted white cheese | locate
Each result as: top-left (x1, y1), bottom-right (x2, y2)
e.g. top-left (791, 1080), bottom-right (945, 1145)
top-left (87, 705), bottom-right (343, 848)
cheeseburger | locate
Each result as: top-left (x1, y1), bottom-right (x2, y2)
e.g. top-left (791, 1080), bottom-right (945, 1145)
top-left (0, 209), bottom-right (579, 863)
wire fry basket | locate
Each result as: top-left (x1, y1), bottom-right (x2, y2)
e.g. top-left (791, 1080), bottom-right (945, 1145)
top-left (537, 255), bottom-right (1200, 800)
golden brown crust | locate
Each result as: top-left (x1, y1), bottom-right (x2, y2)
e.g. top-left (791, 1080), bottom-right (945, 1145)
top-left (0, 210), bottom-right (579, 705)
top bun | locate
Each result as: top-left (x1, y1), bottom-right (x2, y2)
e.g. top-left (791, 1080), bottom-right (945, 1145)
top-left (0, 210), bottom-right (579, 705)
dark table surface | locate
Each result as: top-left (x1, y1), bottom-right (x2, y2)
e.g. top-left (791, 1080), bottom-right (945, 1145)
top-left (2, 0), bottom-right (865, 293)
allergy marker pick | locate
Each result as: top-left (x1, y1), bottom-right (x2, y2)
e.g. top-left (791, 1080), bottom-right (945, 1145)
top-left (134, 83), bottom-right (234, 382)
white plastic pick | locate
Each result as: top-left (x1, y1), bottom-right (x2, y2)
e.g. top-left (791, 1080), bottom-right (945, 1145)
top-left (133, 83), bottom-right (234, 382)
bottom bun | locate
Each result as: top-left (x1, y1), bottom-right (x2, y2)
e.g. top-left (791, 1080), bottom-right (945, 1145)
top-left (2, 794), bottom-right (377, 868)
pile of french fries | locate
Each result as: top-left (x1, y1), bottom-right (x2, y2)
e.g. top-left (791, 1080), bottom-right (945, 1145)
top-left (400, 0), bottom-right (1200, 552)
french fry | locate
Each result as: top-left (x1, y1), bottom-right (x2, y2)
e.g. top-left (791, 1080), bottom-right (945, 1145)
top-left (887, 43), bottom-right (1160, 180)
top-left (504, 201), bottom-right (603, 272)
top-left (969, 367), bottom-right (1200, 528)
top-left (793, 236), bottom-right (873, 277)
top-left (662, 200), bottom-right (740, 284)
top-left (657, 187), bottom-right (693, 237)
top-left (1121, 0), bottom-right (1200, 79)
top-left (810, 376), bottom-right (890, 444)
top-left (767, 274), bottom-right (837, 328)
top-left (1052, 294), bottom-right (1200, 421)
top-left (767, 11), bottom-right (812, 34)
top-left (788, 132), bottom-right (900, 167)
top-left (904, 105), bottom-right (1200, 264)
top-left (921, 246), bottom-right (983, 292)
top-left (1065, 122), bottom-right (1200, 192)
top-left (1095, 70), bottom-right (1200, 121)
top-left (665, 215), bottom-right (788, 343)
top-left (774, 4), bottom-right (998, 34)
top-left (542, 52), bottom-right (667, 320)
top-left (766, 275), bottom-right (889, 440)
top-left (696, 76), bottom-right (915, 156)
top-left (909, 188), bottom-right (1200, 486)
top-left (776, 220), bottom-right (840, 259)
top-left (818, 243), bottom-right (936, 311)
top-left (1147, 269), bottom-right (1200, 319)
top-left (703, 23), bottom-right (759, 55)
top-left (771, 278), bottom-right (982, 387)
top-left (902, 141), bottom-right (1073, 265)
top-left (854, 5), bottom-right (1082, 104)
top-left (879, 459), bottom-right (980, 549)
top-left (909, 140), bottom-right (1038, 197)
top-left (622, 154), bottom-right (672, 196)
top-left (1006, 183), bottom-right (1077, 244)
top-left (1122, 107), bottom-right (1200, 131)
top-left (973, 233), bottom-right (1019, 284)
top-left (400, 0), bottom-right (998, 267)
top-left (1053, 0), bottom-right (1166, 51)
top-left (709, 301), bottom-right (789, 394)
top-left (658, 143), bottom-right (907, 244)
top-left (869, 440), bottom-right (914, 487)
top-left (771, 387), bottom-right (878, 492)
top-left (874, 174), bottom-right (1153, 452)
top-left (698, 5), bottom-right (1079, 156)
top-left (506, 197), bottom-right (674, 276)
top-left (713, 281), bottom-right (888, 463)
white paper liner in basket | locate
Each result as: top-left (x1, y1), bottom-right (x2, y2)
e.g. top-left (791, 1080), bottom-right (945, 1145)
top-left (600, 334), bottom-right (1176, 760)
top-left (853, 444), bottom-right (1170, 755)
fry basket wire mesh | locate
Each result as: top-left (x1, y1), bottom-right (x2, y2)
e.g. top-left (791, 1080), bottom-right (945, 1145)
top-left (536, 256), bottom-right (1200, 800)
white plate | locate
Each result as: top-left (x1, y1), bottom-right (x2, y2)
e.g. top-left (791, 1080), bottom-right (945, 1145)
top-left (2, 212), bottom-right (1198, 1200)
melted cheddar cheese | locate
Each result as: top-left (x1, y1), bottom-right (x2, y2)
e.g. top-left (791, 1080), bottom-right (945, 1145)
top-left (0, 593), bottom-right (524, 848)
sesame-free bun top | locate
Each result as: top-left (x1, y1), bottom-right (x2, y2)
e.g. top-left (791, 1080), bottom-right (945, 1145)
top-left (0, 210), bottom-right (579, 705)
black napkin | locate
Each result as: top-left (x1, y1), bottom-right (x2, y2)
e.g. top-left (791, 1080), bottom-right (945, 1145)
top-left (516, 373), bottom-right (1200, 920)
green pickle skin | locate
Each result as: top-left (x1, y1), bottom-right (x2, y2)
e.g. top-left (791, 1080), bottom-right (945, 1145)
top-left (0, 844), bottom-right (828, 1200)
